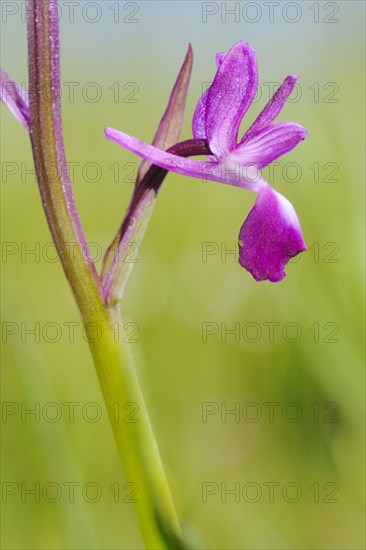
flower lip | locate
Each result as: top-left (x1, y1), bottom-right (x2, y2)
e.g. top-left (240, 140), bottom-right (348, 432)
top-left (239, 181), bottom-right (306, 282)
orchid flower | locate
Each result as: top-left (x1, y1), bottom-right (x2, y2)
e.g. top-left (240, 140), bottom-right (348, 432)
top-left (105, 41), bottom-right (308, 282)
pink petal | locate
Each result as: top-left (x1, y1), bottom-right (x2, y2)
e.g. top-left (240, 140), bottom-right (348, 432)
top-left (232, 121), bottom-right (308, 169)
top-left (105, 127), bottom-right (259, 190)
top-left (192, 50), bottom-right (226, 140)
top-left (192, 88), bottom-right (208, 140)
top-left (241, 75), bottom-right (298, 142)
top-left (238, 181), bottom-right (306, 282)
top-left (205, 41), bottom-right (258, 158)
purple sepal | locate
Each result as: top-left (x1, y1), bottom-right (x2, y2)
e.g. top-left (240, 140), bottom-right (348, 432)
top-left (205, 41), bottom-right (258, 157)
top-left (232, 121), bottom-right (308, 169)
top-left (241, 75), bottom-right (299, 142)
top-left (0, 68), bottom-right (29, 129)
top-left (238, 182), bottom-right (306, 282)
top-left (192, 88), bottom-right (208, 140)
top-left (192, 50), bottom-right (226, 140)
top-left (105, 128), bottom-right (260, 190)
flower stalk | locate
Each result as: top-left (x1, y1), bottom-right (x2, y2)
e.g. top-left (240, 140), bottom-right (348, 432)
top-left (24, 0), bottom-right (182, 547)
top-left (27, 0), bottom-right (104, 312)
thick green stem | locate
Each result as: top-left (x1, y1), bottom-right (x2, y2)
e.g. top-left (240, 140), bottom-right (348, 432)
top-left (87, 306), bottom-right (181, 548)
top-left (26, 1), bottom-right (180, 547)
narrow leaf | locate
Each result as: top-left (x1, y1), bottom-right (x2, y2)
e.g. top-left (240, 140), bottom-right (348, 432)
top-left (102, 45), bottom-right (193, 302)
top-left (136, 44), bottom-right (193, 186)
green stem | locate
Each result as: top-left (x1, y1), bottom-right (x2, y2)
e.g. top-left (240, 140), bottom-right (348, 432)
top-left (87, 306), bottom-right (181, 548)
top-left (26, 1), bottom-right (179, 547)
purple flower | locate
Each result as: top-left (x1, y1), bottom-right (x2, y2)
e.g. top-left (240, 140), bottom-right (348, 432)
top-left (105, 41), bottom-right (308, 282)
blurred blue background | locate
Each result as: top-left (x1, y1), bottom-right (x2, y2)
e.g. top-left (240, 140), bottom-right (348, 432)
top-left (1, 1), bottom-right (365, 548)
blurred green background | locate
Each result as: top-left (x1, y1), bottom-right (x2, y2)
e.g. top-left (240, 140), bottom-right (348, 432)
top-left (1, 1), bottom-right (365, 549)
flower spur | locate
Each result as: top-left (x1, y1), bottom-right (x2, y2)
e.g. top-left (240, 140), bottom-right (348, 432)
top-left (105, 41), bottom-right (308, 282)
